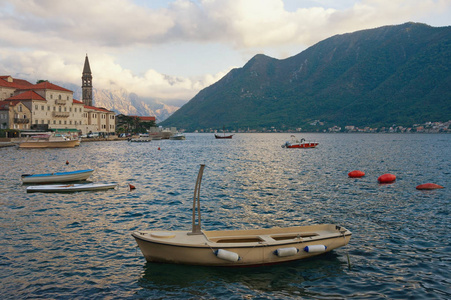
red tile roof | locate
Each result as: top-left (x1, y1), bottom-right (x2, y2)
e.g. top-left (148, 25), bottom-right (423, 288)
top-left (0, 76), bottom-right (34, 88)
top-left (6, 90), bottom-right (46, 101)
top-left (0, 100), bottom-right (30, 109)
top-left (23, 81), bottom-right (72, 92)
top-left (0, 100), bottom-right (11, 110)
top-left (73, 99), bottom-right (84, 104)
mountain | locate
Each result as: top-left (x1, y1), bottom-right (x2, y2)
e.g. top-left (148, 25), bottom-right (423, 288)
top-left (59, 82), bottom-right (180, 122)
top-left (160, 22), bottom-right (451, 131)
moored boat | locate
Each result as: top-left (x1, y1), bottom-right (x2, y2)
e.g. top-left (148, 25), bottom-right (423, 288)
top-left (21, 169), bottom-right (94, 184)
top-left (26, 183), bottom-right (117, 193)
top-left (170, 133), bottom-right (186, 140)
top-left (282, 136), bottom-right (318, 148)
top-left (132, 165), bottom-right (351, 267)
top-left (214, 134), bottom-right (233, 139)
top-left (215, 126), bottom-right (233, 139)
top-left (129, 135), bottom-right (152, 142)
top-left (19, 133), bottom-right (79, 148)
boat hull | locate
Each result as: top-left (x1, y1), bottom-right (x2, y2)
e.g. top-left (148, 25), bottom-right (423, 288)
top-left (19, 140), bottom-right (79, 148)
top-left (132, 224), bottom-right (351, 266)
top-left (26, 183), bottom-right (117, 193)
top-left (21, 169), bottom-right (94, 184)
top-left (285, 142), bottom-right (319, 148)
top-left (215, 134), bottom-right (233, 139)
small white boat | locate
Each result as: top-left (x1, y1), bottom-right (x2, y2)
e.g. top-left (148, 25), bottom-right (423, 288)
top-left (129, 135), bottom-right (152, 142)
top-left (26, 183), bottom-right (117, 193)
top-left (19, 133), bottom-right (79, 148)
top-left (21, 169), bottom-right (94, 184)
top-left (132, 165), bottom-right (352, 267)
top-left (282, 136), bottom-right (319, 148)
top-left (170, 133), bottom-right (186, 140)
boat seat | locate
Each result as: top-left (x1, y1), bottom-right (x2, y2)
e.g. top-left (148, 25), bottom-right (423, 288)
top-left (258, 235), bottom-right (276, 243)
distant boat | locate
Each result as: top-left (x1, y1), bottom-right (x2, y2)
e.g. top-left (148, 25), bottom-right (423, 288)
top-left (19, 133), bottom-right (79, 148)
top-left (21, 169), bottom-right (94, 184)
top-left (215, 126), bottom-right (233, 139)
top-left (170, 133), bottom-right (186, 140)
top-left (132, 165), bottom-right (352, 266)
top-left (26, 183), bottom-right (117, 193)
top-left (129, 134), bottom-right (152, 142)
top-left (282, 136), bottom-right (318, 148)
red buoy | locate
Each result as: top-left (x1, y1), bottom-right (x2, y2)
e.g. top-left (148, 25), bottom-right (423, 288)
top-left (158, 147), bottom-right (161, 150)
top-left (129, 184), bottom-right (136, 190)
top-left (416, 183), bottom-right (444, 190)
top-left (66, 160), bottom-right (69, 165)
top-left (348, 170), bottom-right (365, 178)
top-left (378, 173), bottom-right (396, 183)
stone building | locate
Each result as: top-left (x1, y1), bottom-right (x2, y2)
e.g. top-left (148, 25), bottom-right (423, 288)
top-left (0, 55), bottom-right (116, 135)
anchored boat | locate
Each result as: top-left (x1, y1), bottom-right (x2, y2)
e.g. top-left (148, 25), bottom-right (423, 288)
top-left (21, 169), bottom-right (94, 184)
top-left (282, 136), bottom-right (318, 148)
top-left (132, 165), bottom-right (351, 266)
top-left (19, 133), bottom-right (79, 148)
top-left (26, 183), bottom-right (117, 193)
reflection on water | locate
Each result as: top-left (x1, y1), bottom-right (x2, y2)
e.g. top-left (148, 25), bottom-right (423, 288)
top-left (0, 133), bottom-right (450, 299)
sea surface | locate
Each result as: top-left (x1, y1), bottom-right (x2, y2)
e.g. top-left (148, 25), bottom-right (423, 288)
top-left (0, 133), bottom-right (450, 299)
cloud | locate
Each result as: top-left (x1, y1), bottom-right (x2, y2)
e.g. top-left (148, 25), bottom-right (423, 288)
top-left (0, 0), bottom-right (450, 103)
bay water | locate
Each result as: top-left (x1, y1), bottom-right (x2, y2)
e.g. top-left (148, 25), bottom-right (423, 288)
top-left (0, 133), bottom-right (450, 299)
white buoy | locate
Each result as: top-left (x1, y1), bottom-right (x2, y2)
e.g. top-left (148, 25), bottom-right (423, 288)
top-left (274, 247), bottom-right (299, 257)
top-left (214, 249), bottom-right (240, 262)
top-left (304, 245), bottom-right (327, 253)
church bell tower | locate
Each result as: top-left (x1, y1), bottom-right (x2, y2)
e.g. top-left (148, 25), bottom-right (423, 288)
top-left (82, 54), bottom-right (93, 106)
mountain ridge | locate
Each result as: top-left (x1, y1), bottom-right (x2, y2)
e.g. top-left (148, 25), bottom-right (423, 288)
top-left (160, 22), bottom-right (451, 131)
top-left (58, 82), bottom-right (180, 122)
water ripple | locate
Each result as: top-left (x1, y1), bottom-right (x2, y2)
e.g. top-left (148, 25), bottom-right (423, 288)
top-left (0, 133), bottom-right (450, 299)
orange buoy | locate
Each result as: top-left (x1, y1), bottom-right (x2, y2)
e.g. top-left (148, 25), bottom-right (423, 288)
top-left (66, 160), bottom-right (69, 165)
top-left (378, 173), bottom-right (396, 183)
top-left (129, 184), bottom-right (136, 190)
top-left (416, 183), bottom-right (444, 190)
top-left (348, 170), bottom-right (365, 178)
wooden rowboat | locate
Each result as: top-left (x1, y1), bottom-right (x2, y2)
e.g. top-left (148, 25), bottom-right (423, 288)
top-left (132, 165), bottom-right (351, 266)
top-left (26, 183), bottom-right (117, 193)
top-left (21, 169), bottom-right (94, 184)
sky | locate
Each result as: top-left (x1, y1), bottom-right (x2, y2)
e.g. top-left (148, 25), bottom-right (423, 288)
top-left (1, 0), bottom-right (450, 106)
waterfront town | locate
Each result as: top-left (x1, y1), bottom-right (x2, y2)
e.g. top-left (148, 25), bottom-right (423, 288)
top-left (1, 55), bottom-right (449, 138)
top-left (0, 55), bottom-right (119, 137)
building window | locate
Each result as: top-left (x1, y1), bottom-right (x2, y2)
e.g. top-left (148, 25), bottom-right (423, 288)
top-left (59, 120), bottom-right (62, 124)
top-left (35, 105), bottom-right (38, 110)
top-left (41, 105), bottom-right (44, 110)
top-left (50, 95), bottom-right (53, 99)
top-left (58, 95), bottom-right (61, 100)
top-left (67, 96), bottom-right (69, 100)
top-left (35, 120), bottom-right (38, 124)
top-left (53, 120), bottom-right (56, 124)
top-left (47, 106), bottom-right (50, 111)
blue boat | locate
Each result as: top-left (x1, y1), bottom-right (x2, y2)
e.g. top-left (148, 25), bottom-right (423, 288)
top-left (21, 169), bottom-right (94, 184)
